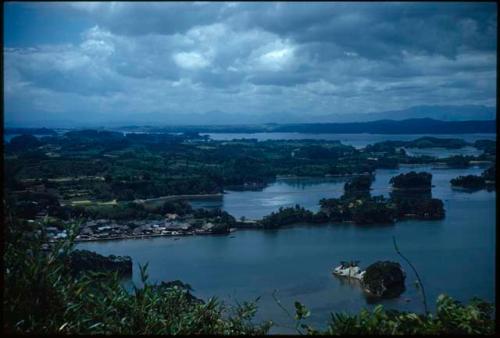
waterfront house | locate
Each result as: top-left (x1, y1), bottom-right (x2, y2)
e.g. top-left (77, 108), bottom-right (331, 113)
top-left (97, 225), bottom-right (112, 233)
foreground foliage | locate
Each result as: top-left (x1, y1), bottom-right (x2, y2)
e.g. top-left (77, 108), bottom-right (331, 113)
top-left (3, 207), bottom-right (495, 335)
top-left (3, 212), bottom-right (271, 335)
top-left (319, 295), bottom-right (495, 335)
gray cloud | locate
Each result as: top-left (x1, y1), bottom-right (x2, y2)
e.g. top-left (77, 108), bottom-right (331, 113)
top-left (3, 2), bottom-right (497, 124)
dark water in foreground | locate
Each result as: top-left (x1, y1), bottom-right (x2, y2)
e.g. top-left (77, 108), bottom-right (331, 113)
top-left (78, 164), bottom-right (495, 333)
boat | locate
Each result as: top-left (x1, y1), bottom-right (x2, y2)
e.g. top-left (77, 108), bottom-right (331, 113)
top-left (332, 261), bottom-right (365, 280)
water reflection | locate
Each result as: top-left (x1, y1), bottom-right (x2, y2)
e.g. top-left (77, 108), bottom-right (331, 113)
top-left (191, 177), bottom-right (346, 219)
top-left (274, 177), bottom-right (346, 189)
top-left (334, 274), bottom-right (363, 291)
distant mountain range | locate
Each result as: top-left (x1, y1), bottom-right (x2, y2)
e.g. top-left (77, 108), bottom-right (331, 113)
top-left (4, 105), bottom-right (496, 128)
top-left (119, 105), bottom-right (497, 125)
top-left (271, 118), bottom-right (497, 134)
top-left (346, 105), bottom-right (496, 122)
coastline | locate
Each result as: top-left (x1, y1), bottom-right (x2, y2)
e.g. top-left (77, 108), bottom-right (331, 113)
top-left (135, 193), bottom-right (224, 204)
top-left (72, 228), bottom-right (236, 243)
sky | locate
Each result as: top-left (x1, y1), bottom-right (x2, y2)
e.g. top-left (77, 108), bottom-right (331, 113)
top-left (3, 2), bottom-right (498, 126)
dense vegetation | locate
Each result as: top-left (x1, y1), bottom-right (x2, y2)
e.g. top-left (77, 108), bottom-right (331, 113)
top-left (405, 137), bottom-right (467, 149)
top-left (4, 130), bottom-right (495, 227)
top-left (3, 208), bottom-right (495, 335)
top-left (364, 137), bottom-right (468, 151)
top-left (5, 131), bottom-right (380, 206)
top-left (82, 200), bottom-right (195, 221)
top-left (261, 205), bottom-right (317, 229)
top-left (68, 249), bottom-right (132, 276)
top-left (482, 164), bottom-right (496, 182)
top-left (3, 212), bottom-right (271, 334)
top-left (7, 194), bottom-right (194, 224)
top-left (474, 139), bottom-right (496, 156)
top-left (451, 175), bottom-right (488, 190)
top-left (8, 129), bottom-right (479, 232)
top-left (5, 131), bottom-right (494, 215)
top-left (390, 192), bottom-right (445, 220)
top-left (256, 172), bottom-right (445, 228)
top-left (3, 130), bottom-right (496, 334)
top-left (134, 119), bottom-right (496, 134)
top-left (389, 171), bottom-right (432, 190)
top-left (191, 208), bottom-right (236, 234)
top-left (344, 174), bottom-right (373, 197)
top-left (450, 165), bottom-right (496, 190)
top-left (361, 261), bottom-right (406, 298)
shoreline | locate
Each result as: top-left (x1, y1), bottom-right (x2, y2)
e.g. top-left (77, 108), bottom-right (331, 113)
top-left (73, 229), bottom-right (235, 243)
top-left (135, 193), bottom-right (224, 204)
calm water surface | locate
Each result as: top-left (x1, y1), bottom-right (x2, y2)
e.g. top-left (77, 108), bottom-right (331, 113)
top-left (78, 163), bottom-right (495, 333)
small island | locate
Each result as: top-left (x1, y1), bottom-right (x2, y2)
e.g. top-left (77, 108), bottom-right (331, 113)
top-left (259, 171), bottom-right (444, 228)
top-left (333, 260), bottom-right (406, 298)
top-left (451, 175), bottom-right (487, 190)
top-left (362, 261), bottom-right (406, 298)
top-left (389, 171), bottom-right (432, 190)
top-left (405, 137), bottom-right (467, 149)
top-left (67, 249), bottom-right (132, 276)
top-left (344, 174), bottom-right (374, 197)
top-left (450, 165), bottom-right (496, 191)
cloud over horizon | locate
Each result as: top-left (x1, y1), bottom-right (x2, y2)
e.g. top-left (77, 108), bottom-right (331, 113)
top-left (4, 2), bottom-right (497, 125)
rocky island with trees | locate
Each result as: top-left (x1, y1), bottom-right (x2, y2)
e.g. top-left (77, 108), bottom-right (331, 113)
top-left (450, 165), bottom-right (496, 191)
top-left (361, 261), bottom-right (407, 298)
top-left (259, 171), bottom-right (445, 228)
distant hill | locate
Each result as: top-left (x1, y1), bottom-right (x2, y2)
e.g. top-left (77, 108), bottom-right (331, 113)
top-left (5, 105), bottom-right (495, 127)
top-left (271, 118), bottom-right (497, 134)
top-left (122, 118), bottom-right (496, 135)
top-left (351, 105), bottom-right (496, 122)
top-left (120, 105), bottom-right (496, 125)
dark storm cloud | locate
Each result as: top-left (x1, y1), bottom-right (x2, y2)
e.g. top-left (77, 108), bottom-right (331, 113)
top-left (83, 2), bottom-right (225, 36)
top-left (3, 2), bottom-right (497, 123)
top-left (232, 2), bottom-right (497, 58)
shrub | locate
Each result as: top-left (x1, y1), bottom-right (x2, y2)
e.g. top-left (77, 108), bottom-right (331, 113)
top-left (3, 204), bottom-right (495, 335)
top-left (2, 208), bottom-right (271, 335)
top-left (390, 171), bottom-right (432, 190)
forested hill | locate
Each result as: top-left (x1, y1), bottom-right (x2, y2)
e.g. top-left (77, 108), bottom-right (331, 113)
top-left (120, 118), bottom-right (496, 134)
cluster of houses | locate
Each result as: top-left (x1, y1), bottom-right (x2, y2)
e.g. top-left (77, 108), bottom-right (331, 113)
top-left (68, 214), bottom-right (228, 242)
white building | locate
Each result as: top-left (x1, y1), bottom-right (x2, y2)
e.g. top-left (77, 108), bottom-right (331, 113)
top-left (333, 263), bottom-right (365, 280)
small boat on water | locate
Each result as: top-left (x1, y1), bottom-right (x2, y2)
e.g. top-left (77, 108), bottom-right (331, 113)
top-left (332, 261), bottom-right (365, 280)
